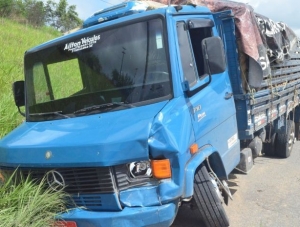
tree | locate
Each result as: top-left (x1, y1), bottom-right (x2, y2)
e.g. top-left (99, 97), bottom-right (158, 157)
top-left (0, 0), bottom-right (14, 17)
top-left (63, 4), bottom-right (81, 31)
top-left (44, 0), bottom-right (57, 27)
top-left (111, 69), bottom-right (134, 87)
top-left (0, 0), bottom-right (82, 30)
top-left (23, 0), bottom-right (45, 27)
top-left (55, 0), bottom-right (66, 29)
top-left (45, 0), bottom-right (82, 32)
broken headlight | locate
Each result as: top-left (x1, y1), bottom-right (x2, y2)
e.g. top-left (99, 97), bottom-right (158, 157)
top-left (128, 161), bottom-right (152, 178)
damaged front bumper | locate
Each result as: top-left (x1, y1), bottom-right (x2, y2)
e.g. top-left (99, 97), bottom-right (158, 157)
top-left (59, 200), bottom-right (178, 227)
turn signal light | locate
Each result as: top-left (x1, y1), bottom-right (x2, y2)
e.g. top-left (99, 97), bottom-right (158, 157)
top-left (190, 143), bottom-right (198, 154)
top-left (151, 159), bottom-right (171, 179)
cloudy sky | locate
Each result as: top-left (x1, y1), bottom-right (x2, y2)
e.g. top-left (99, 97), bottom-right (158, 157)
top-left (67, 0), bottom-right (300, 36)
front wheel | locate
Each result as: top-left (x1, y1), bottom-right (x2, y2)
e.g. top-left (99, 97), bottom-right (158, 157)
top-left (193, 165), bottom-right (229, 227)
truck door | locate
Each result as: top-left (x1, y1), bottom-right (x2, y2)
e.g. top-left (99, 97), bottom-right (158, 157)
top-left (176, 17), bottom-right (240, 175)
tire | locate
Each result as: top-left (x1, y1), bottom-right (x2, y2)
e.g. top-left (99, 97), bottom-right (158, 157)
top-left (193, 165), bottom-right (229, 227)
top-left (295, 122), bottom-right (300, 141)
top-left (275, 119), bottom-right (295, 158)
top-left (263, 131), bottom-right (277, 156)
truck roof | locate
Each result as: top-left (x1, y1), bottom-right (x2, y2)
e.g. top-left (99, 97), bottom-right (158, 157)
top-left (83, 1), bottom-right (163, 28)
top-left (25, 2), bottom-right (211, 54)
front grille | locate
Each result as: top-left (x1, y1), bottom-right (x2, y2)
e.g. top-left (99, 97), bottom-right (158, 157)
top-left (22, 167), bottom-right (115, 194)
top-left (114, 165), bottom-right (131, 190)
top-left (20, 167), bottom-right (121, 211)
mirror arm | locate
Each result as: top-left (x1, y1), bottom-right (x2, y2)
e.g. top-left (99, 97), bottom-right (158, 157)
top-left (17, 106), bottom-right (25, 117)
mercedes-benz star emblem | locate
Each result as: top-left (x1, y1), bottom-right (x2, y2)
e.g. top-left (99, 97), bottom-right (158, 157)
top-left (46, 170), bottom-right (65, 191)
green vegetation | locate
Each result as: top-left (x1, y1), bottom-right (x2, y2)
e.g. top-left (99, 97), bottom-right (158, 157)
top-left (0, 18), bottom-right (60, 138)
top-left (0, 11), bottom-right (80, 225)
top-left (0, 171), bottom-right (69, 227)
top-left (0, 0), bottom-right (82, 32)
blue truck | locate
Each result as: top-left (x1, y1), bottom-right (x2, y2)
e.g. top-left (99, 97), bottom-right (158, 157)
top-left (1, 1), bottom-right (300, 226)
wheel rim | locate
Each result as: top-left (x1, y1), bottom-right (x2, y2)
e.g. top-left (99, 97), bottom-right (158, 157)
top-left (210, 175), bottom-right (223, 202)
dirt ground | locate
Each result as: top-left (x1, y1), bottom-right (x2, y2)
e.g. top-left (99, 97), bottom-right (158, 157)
top-left (172, 142), bottom-right (300, 227)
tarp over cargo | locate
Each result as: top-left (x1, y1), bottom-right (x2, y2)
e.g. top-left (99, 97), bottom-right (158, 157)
top-left (149, 0), bottom-right (298, 89)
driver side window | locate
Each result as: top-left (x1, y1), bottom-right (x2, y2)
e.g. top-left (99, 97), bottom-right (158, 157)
top-left (176, 21), bottom-right (213, 87)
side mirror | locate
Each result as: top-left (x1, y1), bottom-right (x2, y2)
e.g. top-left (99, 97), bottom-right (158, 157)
top-left (12, 81), bottom-right (25, 116)
top-left (202, 37), bottom-right (226, 75)
top-left (13, 81), bottom-right (25, 107)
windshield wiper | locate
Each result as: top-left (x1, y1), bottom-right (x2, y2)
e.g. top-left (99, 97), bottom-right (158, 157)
top-left (113, 102), bottom-right (135, 108)
top-left (74, 102), bottom-right (134, 114)
top-left (29, 111), bottom-right (70, 119)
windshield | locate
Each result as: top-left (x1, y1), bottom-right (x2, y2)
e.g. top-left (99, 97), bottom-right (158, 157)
top-left (25, 18), bottom-right (172, 122)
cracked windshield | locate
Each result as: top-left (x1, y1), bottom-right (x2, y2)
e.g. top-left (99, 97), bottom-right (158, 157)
top-left (25, 18), bottom-right (171, 121)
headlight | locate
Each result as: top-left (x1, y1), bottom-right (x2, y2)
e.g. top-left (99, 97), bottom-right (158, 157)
top-left (115, 159), bottom-right (171, 191)
top-left (128, 161), bottom-right (152, 178)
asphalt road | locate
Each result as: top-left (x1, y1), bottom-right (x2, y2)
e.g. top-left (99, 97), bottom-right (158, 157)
top-left (172, 141), bottom-right (300, 227)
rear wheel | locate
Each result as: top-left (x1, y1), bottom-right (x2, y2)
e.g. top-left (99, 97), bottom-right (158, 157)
top-left (263, 124), bottom-right (277, 156)
top-left (263, 131), bottom-right (277, 156)
top-left (193, 165), bottom-right (229, 227)
top-left (275, 119), bottom-right (295, 158)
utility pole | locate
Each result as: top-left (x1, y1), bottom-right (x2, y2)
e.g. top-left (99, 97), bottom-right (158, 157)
top-left (119, 47), bottom-right (126, 75)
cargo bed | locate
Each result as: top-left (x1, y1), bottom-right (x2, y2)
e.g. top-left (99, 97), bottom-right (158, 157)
top-left (219, 11), bottom-right (300, 140)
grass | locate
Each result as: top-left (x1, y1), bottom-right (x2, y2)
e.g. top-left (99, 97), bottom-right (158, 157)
top-left (0, 171), bottom-right (69, 227)
top-left (0, 20), bottom-right (68, 226)
top-left (0, 19), bottom-right (61, 138)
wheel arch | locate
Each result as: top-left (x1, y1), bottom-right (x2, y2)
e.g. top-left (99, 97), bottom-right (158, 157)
top-left (183, 145), bottom-right (227, 198)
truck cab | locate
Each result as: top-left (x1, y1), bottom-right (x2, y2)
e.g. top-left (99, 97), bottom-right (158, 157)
top-left (0, 2), bottom-right (240, 226)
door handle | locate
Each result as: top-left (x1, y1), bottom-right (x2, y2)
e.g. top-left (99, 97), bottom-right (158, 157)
top-left (224, 92), bottom-right (233, 100)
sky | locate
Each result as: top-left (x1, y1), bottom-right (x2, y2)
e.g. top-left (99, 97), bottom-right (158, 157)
top-left (66, 0), bottom-right (300, 36)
